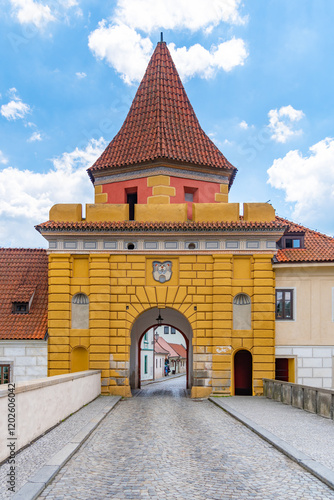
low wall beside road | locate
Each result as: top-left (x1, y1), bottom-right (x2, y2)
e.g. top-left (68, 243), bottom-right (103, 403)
top-left (0, 370), bottom-right (101, 463)
top-left (263, 378), bottom-right (334, 420)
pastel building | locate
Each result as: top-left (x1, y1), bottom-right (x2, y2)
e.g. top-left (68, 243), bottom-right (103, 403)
top-left (0, 249), bottom-right (48, 383)
top-left (35, 40), bottom-right (334, 397)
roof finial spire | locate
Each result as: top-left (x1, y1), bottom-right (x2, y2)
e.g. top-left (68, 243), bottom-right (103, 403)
top-left (160, 32), bottom-right (163, 43)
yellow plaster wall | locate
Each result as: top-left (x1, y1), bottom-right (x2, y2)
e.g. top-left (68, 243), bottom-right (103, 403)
top-left (243, 203), bottom-right (275, 222)
top-left (193, 203), bottom-right (239, 222)
top-left (94, 185), bottom-right (108, 204)
top-left (48, 251), bottom-right (276, 397)
top-left (135, 204), bottom-right (187, 223)
top-left (49, 204), bottom-right (82, 222)
top-left (86, 203), bottom-right (128, 222)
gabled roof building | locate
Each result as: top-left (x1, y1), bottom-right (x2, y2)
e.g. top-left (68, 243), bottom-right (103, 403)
top-left (0, 249), bottom-right (48, 383)
top-left (35, 39), bottom-right (334, 396)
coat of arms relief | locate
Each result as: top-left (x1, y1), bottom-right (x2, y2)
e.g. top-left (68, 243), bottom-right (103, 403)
top-left (152, 261), bottom-right (172, 283)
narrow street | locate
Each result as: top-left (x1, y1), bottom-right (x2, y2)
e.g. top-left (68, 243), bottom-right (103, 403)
top-left (39, 377), bottom-right (334, 499)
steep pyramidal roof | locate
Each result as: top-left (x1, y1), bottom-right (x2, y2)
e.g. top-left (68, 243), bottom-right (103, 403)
top-left (88, 41), bottom-right (236, 182)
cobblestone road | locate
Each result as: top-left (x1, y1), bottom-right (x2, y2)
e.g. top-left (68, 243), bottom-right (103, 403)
top-left (39, 376), bottom-right (334, 499)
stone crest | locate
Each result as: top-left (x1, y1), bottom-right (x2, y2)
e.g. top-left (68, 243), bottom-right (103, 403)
top-left (152, 261), bottom-right (172, 283)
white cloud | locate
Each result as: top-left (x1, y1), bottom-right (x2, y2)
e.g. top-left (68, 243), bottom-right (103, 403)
top-left (239, 120), bottom-right (248, 129)
top-left (0, 137), bottom-right (106, 247)
top-left (10, 0), bottom-right (79, 29)
top-left (1, 99), bottom-right (31, 120)
top-left (168, 38), bottom-right (247, 79)
top-left (88, 22), bottom-right (153, 85)
top-left (268, 105), bottom-right (305, 143)
top-left (88, 22), bottom-right (247, 85)
top-left (76, 72), bottom-right (87, 79)
top-left (10, 0), bottom-right (55, 29)
top-left (0, 151), bottom-right (8, 165)
top-left (114, 0), bottom-right (246, 32)
top-left (28, 132), bottom-right (42, 142)
top-left (88, 0), bottom-right (248, 84)
top-left (267, 137), bottom-right (334, 227)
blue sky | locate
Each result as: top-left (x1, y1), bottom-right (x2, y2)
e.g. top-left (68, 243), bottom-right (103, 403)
top-left (1, 0), bottom-right (334, 247)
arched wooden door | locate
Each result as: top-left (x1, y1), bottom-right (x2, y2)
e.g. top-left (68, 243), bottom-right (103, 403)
top-left (234, 350), bottom-right (252, 395)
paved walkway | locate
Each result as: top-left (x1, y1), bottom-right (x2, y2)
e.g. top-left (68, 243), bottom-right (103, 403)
top-left (36, 376), bottom-right (334, 499)
top-left (212, 396), bottom-right (334, 473)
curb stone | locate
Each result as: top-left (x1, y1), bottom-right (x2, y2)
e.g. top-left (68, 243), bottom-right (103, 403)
top-left (209, 397), bottom-right (334, 491)
top-left (12, 396), bottom-right (121, 500)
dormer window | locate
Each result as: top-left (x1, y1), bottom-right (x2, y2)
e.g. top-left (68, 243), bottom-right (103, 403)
top-left (278, 233), bottom-right (304, 249)
top-left (12, 302), bottom-right (29, 314)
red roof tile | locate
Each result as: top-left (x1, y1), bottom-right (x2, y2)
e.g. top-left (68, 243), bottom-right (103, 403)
top-left (168, 343), bottom-right (187, 358)
top-left (36, 219), bottom-right (286, 233)
top-left (88, 42), bottom-right (237, 184)
top-left (156, 337), bottom-right (180, 358)
top-left (0, 249), bottom-right (48, 340)
top-left (275, 217), bottom-right (334, 263)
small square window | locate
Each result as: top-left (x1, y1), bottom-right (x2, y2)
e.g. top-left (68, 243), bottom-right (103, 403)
top-left (185, 192), bottom-right (193, 202)
top-left (164, 326), bottom-right (169, 334)
top-left (171, 327), bottom-right (176, 334)
top-left (12, 302), bottom-right (29, 314)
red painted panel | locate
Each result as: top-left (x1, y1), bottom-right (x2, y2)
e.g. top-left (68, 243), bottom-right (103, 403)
top-left (101, 175), bottom-right (223, 219)
top-left (102, 178), bottom-right (152, 204)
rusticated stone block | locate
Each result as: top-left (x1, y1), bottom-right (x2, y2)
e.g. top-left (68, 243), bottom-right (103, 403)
top-left (291, 386), bottom-right (303, 409)
top-left (273, 382), bottom-right (282, 402)
top-left (317, 392), bottom-right (332, 419)
top-left (303, 387), bottom-right (317, 414)
top-left (281, 384), bottom-right (292, 405)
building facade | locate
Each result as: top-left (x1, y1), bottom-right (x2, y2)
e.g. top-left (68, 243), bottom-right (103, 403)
top-left (35, 40), bottom-right (334, 397)
top-left (0, 249), bottom-right (48, 383)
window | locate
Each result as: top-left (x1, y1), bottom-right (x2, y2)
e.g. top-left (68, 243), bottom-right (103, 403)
top-left (164, 326), bottom-right (169, 335)
top-left (126, 189), bottom-right (137, 221)
top-left (171, 327), bottom-right (176, 334)
top-left (156, 359), bottom-right (158, 368)
top-left (278, 233), bottom-right (304, 249)
top-left (184, 192), bottom-right (193, 202)
top-left (144, 355), bottom-right (148, 374)
top-left (276, 289), bottom-right (293, 320)
top-left (160, 359), bottom-right (161, 368)
top-left (12, 302), bottom-right (28, 314)
top-left (0, 364), bottom-right (10, 384)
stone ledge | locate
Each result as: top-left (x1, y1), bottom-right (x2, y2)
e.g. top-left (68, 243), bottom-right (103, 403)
top-left (0, 370), bottom-right (101, 398)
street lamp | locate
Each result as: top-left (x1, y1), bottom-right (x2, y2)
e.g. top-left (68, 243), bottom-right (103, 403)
top-left (153, 311), bottom-right (163, 380)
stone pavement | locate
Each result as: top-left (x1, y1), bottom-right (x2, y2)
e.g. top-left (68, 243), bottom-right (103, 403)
top-left (0, 396), bottom-right (120, 499)
top-left (210, 395), bottom-right (334, 488)
top-left (36, 376), bottom-right (334, 499)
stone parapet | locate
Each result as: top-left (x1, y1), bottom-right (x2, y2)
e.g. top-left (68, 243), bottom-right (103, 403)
top-left (263, 378), bottom-right (334, 419)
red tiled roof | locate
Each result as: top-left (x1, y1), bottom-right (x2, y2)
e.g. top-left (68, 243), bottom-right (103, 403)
top-left (168, 343), bottom-right (187, 358)
top-left (0, 249), bottom-right (48, 340)
top-left (88, 42), bottom-right (237, 184)
top-left (275, 217), bottom-right (334, 263)
top-left (154, 340), bottom-right (169, 355)
top-left (36, 219), bottom-right (286, 233)
top-left (156, 337), bottom-right (180, 358)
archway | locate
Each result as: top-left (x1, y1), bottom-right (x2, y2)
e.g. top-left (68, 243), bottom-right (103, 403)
top-left (234, 349), bottom-right (252, 395)
top-left (130, 307), bottom-right (193, 391)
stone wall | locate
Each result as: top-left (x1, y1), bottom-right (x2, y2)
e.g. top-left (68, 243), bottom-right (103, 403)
top-left (48, 253), bottom-right (276, 398)
top-left (0, 370), bottom-right (101, 463)
top-left (0, 340), bottom-right (47, 383)
top-left (263, 378), bottom-right (334, 419)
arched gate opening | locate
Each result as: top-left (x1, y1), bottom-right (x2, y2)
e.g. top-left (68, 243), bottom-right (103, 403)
top-left (130, 307), bottom-right (193, 391)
